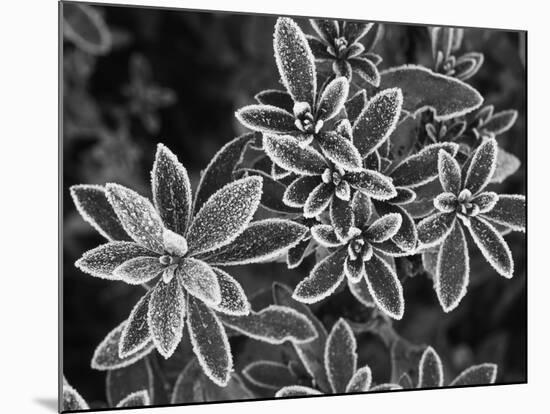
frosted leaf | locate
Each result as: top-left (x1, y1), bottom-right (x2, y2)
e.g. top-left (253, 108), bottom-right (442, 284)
top-left (348, 277), bottom-right (376, 308)
top-left (113, 257), bottom-right (164, 285)
top-left (106, 358), bottom-right (153, 407)
top-left (304, 183), bottom-right (334, 218)
top-left (186, 176), bottom-right (262, 256)
top-left (75, 241), bottom-right (153, 280)
top-left (454, 52), bottom-right (484, 81)
top-left (63, 3), bottom-right (111, 55)
top-left (310, 19), bottom-right (339, 44)
top-left (373, 202), bottom-right (418, 252)
top-left (350, 57), bottom-right (380, 86)
top-left (70, 184), bottom-right (130, 241)
top-left (105, 183), bottom-right (165, 253)
top-left (373, 240), bottom-right (408, 257)
top-left (275, 386), bottom-right (322, 397)
top-left (308, 35), bottom-right (333, 60)
top-left (379, 65), bottom-right (483, 120)
top-left (344, 21), bottom-right (374, 42)
top-left (330, 196), bottom-right (354, 241)
top-left (352, 88), bottom-right (403, 157)
top-left (148, 278), bottom-right (186, 358)
top-left (351, 191), bottom-right (373, 228)
top-left (242, 169), bottom-right (298, 214)
top-left (284, 176), bottom-right (321, 208)
top-left (91, 321), bottom-right (154, 371)
top-left (293, 249), bottom-right (347, 303)
top-left (436, 222), bottom-right (469, 312)
top-left (274, 17), bottom-right (317, 106)
top-left (235, 104), bottom-right (296, 133)
top-left (398, 373), bottom-right (414, 389)
top-left (467, 216), bottom-right (514, 278)
top-left (219, 305), bottom-right (317, 344)
top-left (63, 383), bottom-right (89, 411)
top-left (347, 169), bottom-right (397, 200)
top-left (287, 238), bottom-right (311, 269)
top-left (317, 76), bottom-right (349, 122)
top-left (345, 91), bottom-right (367, 125)
top-left (418, 346), bottom-right (444, 388)
top-left (272, 282), bottom-right (331, 391)
top-left (464, 138), bottom-right (497, 195)
top-left (366, 213), bottom-right (403, 243)
top-left (325, 318), bottom-right (357, 393)
top-left (472, 191), bottom-right (498, 213)
top-left (345, 256), bottom-right (365, 282)
top-left (364, 254), bottom-right (404, 319)
top-left (243, 361), bottom-right (297, 390)
top-left (369, 383), bottom-right (403, 391)
top-left (431, 27), bottom-right (453, 59)
top-left (417, 212), bottom-right (456, 248)
top-left (204, 219), bottom-right (308, 265)
top-left (390, 187), bottom-right (416, 204)
top-left (491, 147), bottom-right (521, 184)
top-left (365, 52), bottom-right (383, 66)
top-left (263, 134), bottom-right (326, 176)
top-left (480, 109), bottom-right (518, 136)
top-left (116, 390), bottom-right (150, 407)
top-left (449, 363), bottom-right (498, 386)
top-left (390, 142), bottom-right (459, 188)
top-left (120, 291), bottom-right (152, 358)
top-left (178, 258), bottom-right (221, 305)
top-left (438, 150), bottom-right (462, 194)
top-left (209, 267), bottom-right (250, 316)
top-left (346, 365), bottom-right (372, 393)
top-left (483, 194), bottom-right (525, 232)
top-left (318, 132), bottom-right (362, 172)
top-left (255, 89), bottom-right (294, 113)
top-left (311, 224), bottom-right (343, 248)
top-left (272, 162), bottom-right (292, 180)
top-left (194, 133), bottom-right (254, 213)
top-left (433, 192), bottom-right (458, 213)
top-left (187, 296), bottom-right (232, 386)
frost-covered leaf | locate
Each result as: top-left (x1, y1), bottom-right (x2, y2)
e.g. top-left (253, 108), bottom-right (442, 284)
top-left (274, 17), bottom-right (317, 106)
top-left (284, 176), bottom-right (321, 207)
top-left (366, 213), bottom-right (402, 243)
top-left (287, 238), bottom-right (312, 269)
top-left (464, 138), bottom-right (497, 195)
top-left (75, 242), bottom-right (153, 280)
top-left (63, 384), bottom-right (89, 411)
top-left (480, 110), bottom-right (518, 136)
top-left (243, 169), bottom-right (298, 213)
top-left (70, 184), bottom-right (130, 241)
top-left (454, 52), bottom-right (484, 81)
top-left (106, 359), bottom-right (153, 407)
top-left (204, 219), bottom-right (308, 265)
top-left (330, 196), bottom-right (354, 241)
top-left (310, 19), bottom-right (339, 44)
top-left (116, 390), bottom-right (150, 407)
top-left (436, 221), bottom-right (469, 312)
top-left (374, 202), bottom-right (418, 252)
top-left (431, 27), bottom-right (453, 59)
top-left (304, 183), bottom-right (334, 217)
top-left (398, 373), bottom-right (414, 389)
top-left (178, 258), bottom-right (221, 305)
top-left (379, 65), bottom-right (483, 120)
top-left (106, 183), bottom-right (165, 253)
top-left (390, 143), bottom-right (459, 188)
top-left (345, 256), bottom-right (365, 283)
top-left (63, 3), bottom-right (111, 55)
top-left (275, 386), bottom-right (322, 397)
top-left (483, 194), bottom-right (525, 232)
top-left (319, 132), bottom-right (362, 172)
top-left (347, 169), bottom-right (397, 200)
top-left (434, 192), bottom-right (458, 213)
top-left (113, 257), bottom-right (165, 285)
top-left (194, 133), bottom-right (254, 212)
top-left (317, 76), bottom-right (349, 121)
top-left (120, 291), bottom-right (152, 358)
top-left (345, 21), bottom-right (374, 42)
top-left (255, 89), bottom-right (294, 113)
top-left (348, 277), bottom-right (376, 307)
top-left (91, 321), bottom-right (154, 371)
top-left (308, 35), bottom-right (333, 60)
top-left (369, 383), bottom-right (403, 391)
top-left (188, 297), bottom-right (232, 386)
top-left (264, 134), bottom-right (326, 176)
top-left (467, 216), bottom-right (514, 278)
top-left (346, 365), bottom-right (372, 392)
top-left (491, 147), bottom-right (521, 184)
top-left (352, 88), bottom-right (403, 157)
top-left (220, 305), bottom-right (317, 344)
top-left (325, 319), bottom-right (357, 393)
top-left (364, 254), bottom-right (404, 319)
top-left (210, 268), bottom-right (250, 316)
top-left (243, 361), bottom-right (297, 390)
top-left (351, 191), bottom-right (373, 228)
top-left (350, 57), bottom-right (380, 86)
top-left (417, 212), bottom-right (456, 248)
top-left (187, 176), bottom-right (262, 255)
top-left (472, 192), bottom-right (498, 213)
top-left (148, 278), bottom-right (186, 358)
top-left (294, 249), bottom-right (347, 303)
top-left (417, 346), bottom-right (444, 388)
top-left (390, 187), bottom-right (416, 204)
top-left (151, 144), bottom-right (192, 235)
top-left (438, 149), bottom-right (462, 194)
top-left (236, 104), bottom-right (296, 133)
top-left (311, 224), bottom-right (342, 247)
top-left (346, 90), bottom-right (367, 124)
top-left (449, 363), bottom-right (498, 386)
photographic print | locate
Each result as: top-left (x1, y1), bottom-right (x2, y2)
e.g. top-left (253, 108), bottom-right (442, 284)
top-left (61, 1), bottom-right (526, 412)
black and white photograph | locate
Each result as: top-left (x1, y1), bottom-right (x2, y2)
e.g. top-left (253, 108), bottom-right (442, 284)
top-left (60, 1), bottom-right (526, 412)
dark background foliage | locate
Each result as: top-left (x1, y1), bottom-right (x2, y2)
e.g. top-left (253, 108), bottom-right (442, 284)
top-left (62, 2), bottom-right (526, 404)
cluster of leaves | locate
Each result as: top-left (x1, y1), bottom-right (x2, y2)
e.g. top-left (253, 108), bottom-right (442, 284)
top-left (64, 14), bottom-right (525, 412)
